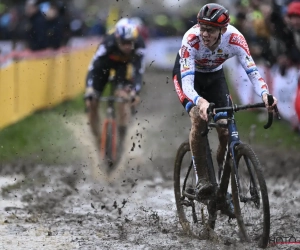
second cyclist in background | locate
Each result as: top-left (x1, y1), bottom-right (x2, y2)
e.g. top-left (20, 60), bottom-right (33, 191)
top-left (84, 17), bottom-right (146, 149)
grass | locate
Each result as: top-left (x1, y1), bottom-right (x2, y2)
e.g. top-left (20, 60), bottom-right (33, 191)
top-left (234, 109), bottom-right (300, 150)
top-left (0, 94), bottom-right (85, 165)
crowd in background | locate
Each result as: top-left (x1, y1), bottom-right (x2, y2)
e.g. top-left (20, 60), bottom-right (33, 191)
top-left (0, 0), bottom-right (299, 131)
top-left (229, 0), bottom-right (300, 131)
top-left (1, 0), bottom-right (299, 64)
top-left (0, 0), bottom-right (300, 54)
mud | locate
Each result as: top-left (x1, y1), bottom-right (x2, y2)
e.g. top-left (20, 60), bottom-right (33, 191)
top-left (0, 69), bottom-right (299, 250)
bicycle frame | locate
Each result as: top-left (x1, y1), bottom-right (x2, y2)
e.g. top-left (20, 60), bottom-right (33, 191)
top-left (202, 95), bottom-right (281, 201)
top-left (175, 94), bottom-right (280, 244)
top-left (100, 98), bottom-right (117, 161)
top-left (99, 94), bottom-right (129, 164)
top-left (99, 82), bottom-right (118, 162)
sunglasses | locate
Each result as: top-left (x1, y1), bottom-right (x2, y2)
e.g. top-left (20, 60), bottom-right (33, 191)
top-left (200, 26), bottom-right (219, 34)
top-left (119, 40), bottom-right (134, 45)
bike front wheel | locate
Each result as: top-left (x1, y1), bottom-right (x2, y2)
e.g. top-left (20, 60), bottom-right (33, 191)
top-left (100, 119), bottom-right (117, 169)
top-left (174, 141), bottom-right (216, 238)
top-left (231, 143), bottom-right (270, 248)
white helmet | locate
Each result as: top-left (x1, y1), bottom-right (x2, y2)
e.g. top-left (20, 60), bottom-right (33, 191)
top-left (130, 17), bottom-right (144, 28)
top-left (115, 17), bottom-right (139, 42)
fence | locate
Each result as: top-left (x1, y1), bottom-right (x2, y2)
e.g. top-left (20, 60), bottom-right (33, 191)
top-left (1, 37), bottom-right (299, 131)
top-left (0, 39), bottom-right (99, 130)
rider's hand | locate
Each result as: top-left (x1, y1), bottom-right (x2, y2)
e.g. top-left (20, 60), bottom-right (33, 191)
top-left (262, 93), bottom-right (278, 111)
top-left (197, 97), bottom-right (210, 121)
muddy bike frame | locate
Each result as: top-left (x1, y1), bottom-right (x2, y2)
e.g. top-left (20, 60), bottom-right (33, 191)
top-left (99, 95), bottom-right (126, 162)
top-left (201, 95), bottom-right (280, 193)
top-left (181, 95), bottom-right (281, 226)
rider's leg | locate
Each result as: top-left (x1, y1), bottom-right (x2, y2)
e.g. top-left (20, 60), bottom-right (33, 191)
top-left (84, 69), bottom-right (108, 144)
top-left (172, 54), bottom-right (213, 196)
top-left (189, 105), bottom-right (214, 196)
top-left (85, 97), bottom-right (100, 138)
top-left (200, 69), bottom-right (229, 168)
top-left (114, 63), bottom-right (135, 145)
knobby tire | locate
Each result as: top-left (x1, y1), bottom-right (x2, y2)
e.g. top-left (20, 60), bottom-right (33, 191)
top-left (230, 143), bottom-right (270, 249)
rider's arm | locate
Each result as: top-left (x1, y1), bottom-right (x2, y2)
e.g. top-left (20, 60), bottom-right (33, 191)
top-left (132, 36), bottom-right (146, 94)
top-left (87, 40), bottom-right (109, 89)
top-left (180, 32), bottom-right (201, 105)
top-left (230, 33), bottom-right (269, 97)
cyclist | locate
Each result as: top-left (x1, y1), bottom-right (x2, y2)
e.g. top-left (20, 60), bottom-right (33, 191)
top-left (173, 3), bottom-right (278, 198)
top-left (84, 17), bottom-right (146, 147)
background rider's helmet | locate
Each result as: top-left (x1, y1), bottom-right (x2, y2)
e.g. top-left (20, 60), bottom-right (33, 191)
top-left (114, 17), bottom-right (139, 43)
top-left (197, 3), bottom-right (230, 28)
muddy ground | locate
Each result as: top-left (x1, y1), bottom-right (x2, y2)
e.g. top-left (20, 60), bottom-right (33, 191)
top-left (0, 68), bottom-right (299, 250)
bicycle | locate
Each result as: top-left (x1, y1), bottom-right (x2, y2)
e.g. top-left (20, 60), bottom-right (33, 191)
top-left (174, 94), bottom-right (281, 248)
top-left (99, 84), bottom-right (133, 171)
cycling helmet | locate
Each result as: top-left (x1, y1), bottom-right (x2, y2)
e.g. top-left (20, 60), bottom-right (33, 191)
top-left (197, 3), bottom-right (230, 27)
top-left (115, 17), bottom-right (138, 42)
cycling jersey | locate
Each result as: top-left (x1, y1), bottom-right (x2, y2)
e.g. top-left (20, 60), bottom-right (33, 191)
top-left (87, 33), bottom-right (145, 93)
top-left (179, 24), bottom-right (269, 104)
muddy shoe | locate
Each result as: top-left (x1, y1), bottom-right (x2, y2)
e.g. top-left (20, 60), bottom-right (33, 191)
top-left (196, 178), bottom-right (214, 198)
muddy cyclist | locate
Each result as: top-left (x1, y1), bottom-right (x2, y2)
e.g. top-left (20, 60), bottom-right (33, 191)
top-left (84, 17), bottom-right (146, 148)
top-left (172, 3), bottom-right (278, 199)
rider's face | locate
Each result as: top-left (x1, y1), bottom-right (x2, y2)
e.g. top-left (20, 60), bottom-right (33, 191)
top-left (117, 40), bottom-right (134, 55)
top-left (199, 24), bottom-right (220, 47)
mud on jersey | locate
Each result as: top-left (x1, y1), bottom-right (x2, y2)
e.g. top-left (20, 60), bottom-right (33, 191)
top-left (179, 24), bottom-right (269, 103)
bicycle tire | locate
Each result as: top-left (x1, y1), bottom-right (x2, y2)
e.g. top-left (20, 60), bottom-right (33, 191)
top-left (100, 119), bottom-right (117, 167)
top-left (174, 141), bottom-right (215, 238)
top-left (230, 143), bottom-right (270, 248)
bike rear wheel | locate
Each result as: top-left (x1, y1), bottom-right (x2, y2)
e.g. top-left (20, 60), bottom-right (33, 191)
top-left (174, 142), bottom-right (215, 238)
top-left (231, 143), bottom-right (270, 248)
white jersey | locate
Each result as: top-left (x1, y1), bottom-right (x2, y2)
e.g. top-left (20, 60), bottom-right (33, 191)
top-left (179, 24), bottom-right (269, 103)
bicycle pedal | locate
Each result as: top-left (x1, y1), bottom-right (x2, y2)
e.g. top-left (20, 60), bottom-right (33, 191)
top-left (186, 187), bottom-right (196, 196)
top-left (195, 186), bottom-right (214, 199)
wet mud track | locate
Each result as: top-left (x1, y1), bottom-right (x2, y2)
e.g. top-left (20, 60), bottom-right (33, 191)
top-left (0, 69), bottom-right (299, 249)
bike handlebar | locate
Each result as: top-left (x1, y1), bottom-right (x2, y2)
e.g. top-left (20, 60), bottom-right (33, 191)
top-left (201, 95), bottom-right (281, 136)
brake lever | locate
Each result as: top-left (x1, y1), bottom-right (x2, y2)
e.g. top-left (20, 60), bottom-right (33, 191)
top-left (274, 105), bottom-right (281, 120)
top-left (201, 103), bottom-right (215, 136)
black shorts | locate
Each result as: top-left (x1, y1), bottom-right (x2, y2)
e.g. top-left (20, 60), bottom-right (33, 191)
top-left (86, 62), bottom-right (133, 94)
top-left (172, 53), bottom-right (230, 113)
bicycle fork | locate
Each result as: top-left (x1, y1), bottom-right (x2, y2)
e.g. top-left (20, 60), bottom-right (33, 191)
top-left (100, 118), bottom-right (117, 161)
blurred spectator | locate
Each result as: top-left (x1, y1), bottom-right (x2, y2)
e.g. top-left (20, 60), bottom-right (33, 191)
top-left (44, 2), bottom-right (63, 49)
top-left (269, 0), bottom-right (300, 74)
top-left (233, 12), bottom-right (258, 51)
top-left (285, 1), bottom-right (300, 51)
top-left (56, 0), bottom-right (71, 46)
top-left (249, 1), bottom-right (276, 65)
top-left (24, 0), bottom-right (48, 51)
top-left (87, 18), bottom-right (106, 37)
